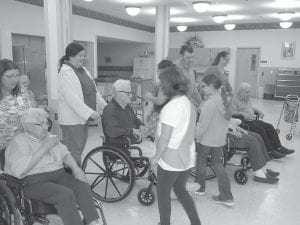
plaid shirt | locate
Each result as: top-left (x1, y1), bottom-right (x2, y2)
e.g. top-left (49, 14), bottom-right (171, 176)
top-left (0, 94), bottom-right (36, 150)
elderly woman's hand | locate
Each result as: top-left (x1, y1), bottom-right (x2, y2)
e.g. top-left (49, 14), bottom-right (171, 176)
top-left (73, 169), bottom-right (89, 183)
top-left (44, 135), bottom-right (60, 150)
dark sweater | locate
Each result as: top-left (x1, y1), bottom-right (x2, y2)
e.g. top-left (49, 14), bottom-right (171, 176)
top-left (102, 99), bottom-right (143, 141)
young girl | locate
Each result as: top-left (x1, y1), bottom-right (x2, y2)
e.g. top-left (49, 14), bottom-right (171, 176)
top-left (194, 73), bottom-right (234, 207)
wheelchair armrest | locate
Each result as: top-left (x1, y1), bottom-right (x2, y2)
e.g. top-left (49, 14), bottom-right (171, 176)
top-left (0, 171), bottom-right (26, 187)
top-left (232, 114), bottom-right (245, 120)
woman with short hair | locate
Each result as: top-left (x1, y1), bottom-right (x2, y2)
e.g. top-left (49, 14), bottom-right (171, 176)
top-left (151, 66), bottom-right (201, 225)
top-left (230, 82), bottom-right (294, 159)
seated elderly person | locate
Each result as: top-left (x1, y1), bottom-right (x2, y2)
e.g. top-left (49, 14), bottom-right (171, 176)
top-left (102, 79), bottom-right (145, 154)
top-left (228, 119), bottom-right (279, 183)
top-left (4, 108), bottom-right (101, 225)
top-left (230, 82), bottom-right (294, 159)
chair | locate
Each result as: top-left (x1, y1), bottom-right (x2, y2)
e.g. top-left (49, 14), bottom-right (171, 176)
top-left (0, 150), bottom-right (107, 225)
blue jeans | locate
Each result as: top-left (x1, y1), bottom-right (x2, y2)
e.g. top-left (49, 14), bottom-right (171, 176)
top-left (196, 143), bottom-right (233, 200)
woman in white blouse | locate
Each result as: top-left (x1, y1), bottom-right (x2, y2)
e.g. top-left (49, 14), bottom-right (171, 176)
top-left (58, 42), bottom-right (106, 165)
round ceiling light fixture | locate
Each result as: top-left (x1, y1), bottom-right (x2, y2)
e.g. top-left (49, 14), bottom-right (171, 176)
top-left (193, 1), bottom-right (211, 13)
top-left (84, 0), bottom-right (93, 2)
top-left (125, 6), bottom-right (141, 16)
top-left (177, 25), bottom-right (188, 32)
top-left (212, 14), bottom-right (227, 23)
top-left (278, 11), bottom-right (295, 21)
top-left (280, 21), bottom-right (293, 28)
top-left (224, 23), bottom-right (236, 31)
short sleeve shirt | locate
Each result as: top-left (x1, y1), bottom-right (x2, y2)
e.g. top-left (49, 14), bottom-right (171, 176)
top-left (4, 133), bottom-right (70, 178)
top-left (156, 95), bottom-right (196, 171)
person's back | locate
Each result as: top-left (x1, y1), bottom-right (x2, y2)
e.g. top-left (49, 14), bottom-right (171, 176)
top-left (196, 94), bottom-right (227, 147)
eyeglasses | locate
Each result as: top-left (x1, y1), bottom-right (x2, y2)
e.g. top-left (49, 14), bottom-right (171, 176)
top-left (33, 122), bottom-right (50, 128)
top-left (119, 91), bottom-right (133, 96)
top-left (3, 74), bottom-right (20, 79)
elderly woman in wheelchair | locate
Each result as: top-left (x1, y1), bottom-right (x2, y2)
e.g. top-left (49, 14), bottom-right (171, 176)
top-left (3, 108), bottom-right (102, 225)
top-left (226, 118), bottom-right (280, 184)
top-left (230, 82), bottom-right (294, 159)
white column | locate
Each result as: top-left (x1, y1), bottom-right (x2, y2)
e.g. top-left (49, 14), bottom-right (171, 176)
top-left (154, 5), bottom-right (170, 82)
top-left (44, 0), bottom-right (72, 134)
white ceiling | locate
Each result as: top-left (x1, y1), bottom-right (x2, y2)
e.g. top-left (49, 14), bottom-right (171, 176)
top-left (72, 0), bottom-right (300, 27)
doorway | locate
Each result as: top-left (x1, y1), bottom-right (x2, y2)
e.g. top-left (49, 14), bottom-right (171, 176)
top-left (12, 33), bottom-right (46, 97)
top-left (235, 48), bottom-right (260, 97)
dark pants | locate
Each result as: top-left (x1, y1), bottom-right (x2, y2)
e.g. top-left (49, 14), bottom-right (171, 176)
top-left (243, 120), bottom-right (281, 153)
top-left (23, 169), bottom-right (98, 225)
top-left (230, 131), bottom-right (270, 171)
top-left (61, 124), bottom-right (88, 166)
top-left (157, 166), bottom-right (201, 225)
top-left (196, 143), bottom-right (233, 200)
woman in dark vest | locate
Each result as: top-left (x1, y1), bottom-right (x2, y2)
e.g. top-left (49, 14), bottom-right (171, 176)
top-left (58, 42), bottom-right (106, 165)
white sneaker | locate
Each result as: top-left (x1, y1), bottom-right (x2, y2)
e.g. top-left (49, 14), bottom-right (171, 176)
top-left (186, 182), bottom-right (200, 192)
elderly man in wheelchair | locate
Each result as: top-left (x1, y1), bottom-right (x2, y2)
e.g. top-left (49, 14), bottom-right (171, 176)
top-left (2, 108), bottom-right (103, 225)
top-left (81, 79), bottom-right (154, 204)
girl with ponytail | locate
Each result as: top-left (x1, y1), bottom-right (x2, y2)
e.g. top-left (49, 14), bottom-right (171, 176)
top-left (193, 73), bottom-right (234, 206)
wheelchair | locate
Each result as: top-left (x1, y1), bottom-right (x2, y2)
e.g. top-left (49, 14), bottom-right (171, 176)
top-left (0, 152), bottom-right (107, 225)
top-left (81, 130), bottom-right (156, 205)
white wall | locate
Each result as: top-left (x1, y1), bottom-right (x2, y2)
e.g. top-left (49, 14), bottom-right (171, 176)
top-left (170, 29), bottom-right (300, 91)
top-left (98, 42), bottom-right (153, 66)
top-left (0, 0), bottom-right (154, 60)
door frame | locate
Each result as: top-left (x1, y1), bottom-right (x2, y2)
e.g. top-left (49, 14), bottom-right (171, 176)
top-left (235, 47), bottom-right (261, 97)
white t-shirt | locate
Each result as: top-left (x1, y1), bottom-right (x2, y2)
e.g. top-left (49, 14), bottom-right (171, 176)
top-left (156, 95), bottom-right (196, 171)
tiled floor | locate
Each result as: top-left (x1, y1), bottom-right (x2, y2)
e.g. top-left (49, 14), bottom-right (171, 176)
top-left (48, 99), bottom-right (300, 225)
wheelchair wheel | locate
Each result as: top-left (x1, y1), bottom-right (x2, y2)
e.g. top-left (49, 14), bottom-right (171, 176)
top-left (190, 151), bottom-right (226, 180)
top-left (234, 169), bottom-right (248, 185)
top-left (0, 180), bottom-right (21, 225)
top-left (82, 145), bottom-right (136, 203)
top-left (137, 188), bottom-right (155, 206)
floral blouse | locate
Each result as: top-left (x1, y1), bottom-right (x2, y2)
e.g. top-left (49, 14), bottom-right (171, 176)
top-left (0, 94), bottom-right (36, 150)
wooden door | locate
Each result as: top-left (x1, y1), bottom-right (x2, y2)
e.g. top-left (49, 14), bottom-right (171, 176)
top-left (235, 48), bottom-right (260, 97)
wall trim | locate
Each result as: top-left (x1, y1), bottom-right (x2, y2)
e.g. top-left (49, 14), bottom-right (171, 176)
top-left (14, 0), bottom-right (300, 33)
top-left (14, 0), bottom-right (154, 33)
top-left (170, 22), bottom-right (300, 32)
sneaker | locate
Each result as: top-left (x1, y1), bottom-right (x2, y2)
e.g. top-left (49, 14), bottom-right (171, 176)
top-left (277, 146), bottom-right (295, 155)
top-left (269, 151), bottom-right (285, 159)
top-left (211, 195), bottom-right (234, 207)
top-left (266, 169), bottom-right (280, 177)
top-left (194, 186), bottom-right (205, 196)
top-left (254, 175), bottom-right (279, 184)
top-left (186, 182), bottom-right (200, 192)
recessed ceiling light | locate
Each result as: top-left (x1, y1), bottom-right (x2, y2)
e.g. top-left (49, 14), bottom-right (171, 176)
top-left (278, 11), bottom-right (295, 21)
top-left (177, 25), bottom-right (188, 32)
top-left (280, 21), bottom-right (293, 28)
top-left (212, 15), bottom-right (227, 23)
top-left (224, 23), bottom-right (236, 31)
top-left (125, 6), bottom-right (141, 16)
top-left (193, 1), bottom-right (211, 13)
top-left (84, 0), bottom-right (93, 1)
